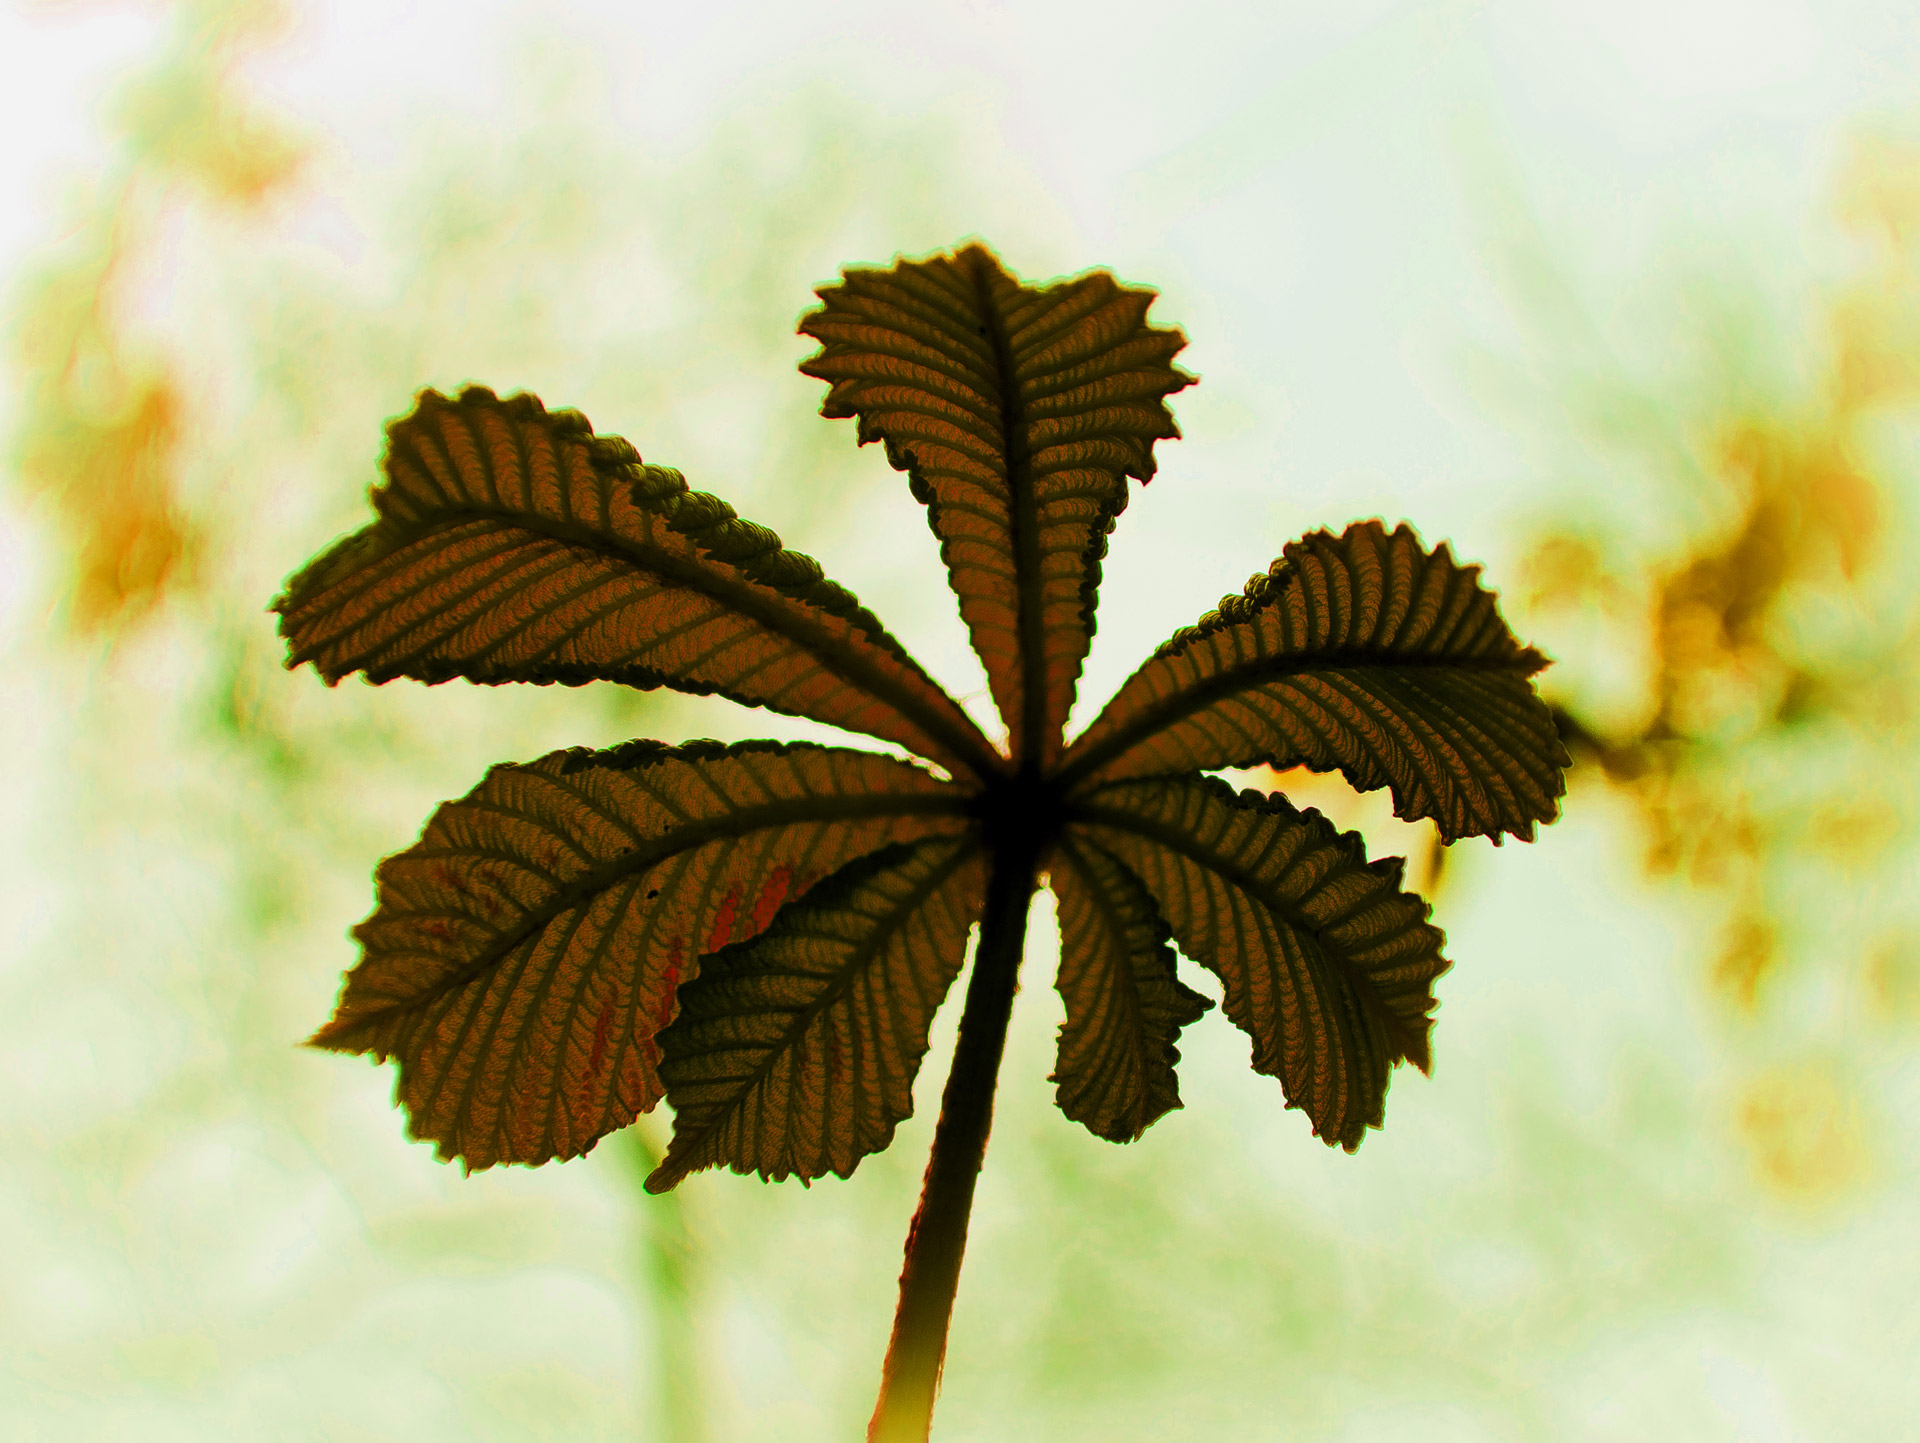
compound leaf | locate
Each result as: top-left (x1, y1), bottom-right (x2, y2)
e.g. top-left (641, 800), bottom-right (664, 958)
top-left (1048, 834), bottom-right (1212, 1143)
top-left (647, 835), bottom-right (988, 1190)
top-left (277, 387), bottom-right (998, 780)
top-left (310, 740), bottom-right (970, 1171)
top-left (1060, 520), bottom-right (1568, 842)
top-left (800, 244), bottom-right (1191, 769)
top-left (1072, 774), bottom-right (1448, 1151)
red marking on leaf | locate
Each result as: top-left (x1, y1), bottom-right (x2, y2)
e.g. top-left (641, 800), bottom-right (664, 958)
top-left (653, 937), bottom-right (685, 1034)
top-left (750, 866), bottom-right (793, 933)
top-left (580, 1000), bottom-right (617, 1111)
top-left (428, 860), bottom-right (502, 919)
top-left (588, 1004), bottom-right (615, 1076)
top-left (707, 889), bottom-right (741, 953)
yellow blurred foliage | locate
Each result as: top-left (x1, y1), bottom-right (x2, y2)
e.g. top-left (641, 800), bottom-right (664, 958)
top-left (1710, 915), bottom-right (1775, 1013)
top-left (1237, 763), bottom-right (1446, 895)
top-left (1834, 127), bottom-right (1920, 411)
top-left (1865, 931), bottom-right (1920, 1022)
top-left (1526, 123), bottom-right (1920, 1202)
top-left (1735, 1060), bottom-right (1871, 1202)
top-left (1656, 422), bottom-right (1877, 739)
top-left (1535, 131), bottom-right (1918, 912)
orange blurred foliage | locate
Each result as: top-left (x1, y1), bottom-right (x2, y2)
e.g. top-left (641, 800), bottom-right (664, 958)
top-left (8, 0), bottom-right (302, 635)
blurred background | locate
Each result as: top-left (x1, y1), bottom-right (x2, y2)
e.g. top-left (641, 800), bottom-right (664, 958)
top-left (4, 1), bottom-right (1918, 1438)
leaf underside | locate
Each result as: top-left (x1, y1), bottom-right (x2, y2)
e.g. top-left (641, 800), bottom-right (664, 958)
top-left (285, 245), bottom-right (1572, 1183)
top-left (1063, 520), bottom-right (1569, 841)
top-left (310, 740), bottom-right (969, 1171)
top-left (800, 244), bottom-right (1192, 769)
top-left (1048, 835), bottom-right (1213, 1143)
top-left (647, 836), bottom-right (988, 1191)
top-left (1072, 775), bottom-right (1448, 1151)
top-left (275, 387), bottom-right (996, 780)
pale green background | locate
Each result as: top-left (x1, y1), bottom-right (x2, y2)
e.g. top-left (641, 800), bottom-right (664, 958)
top-left (2, 2), bottom-right (1917, 1439)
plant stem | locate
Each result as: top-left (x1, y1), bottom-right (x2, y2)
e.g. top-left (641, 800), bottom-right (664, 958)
top-left (622, 1120), bottom-right (706, 1443)
top-left (867, 833), bottom-right (1039, 1443)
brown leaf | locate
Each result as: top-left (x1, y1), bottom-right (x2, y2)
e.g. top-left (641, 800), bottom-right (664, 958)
top-left (800, 244), bottom-right (1191, 769)
top-left (1072, 775), bottom-right (1448, 1151)
top-left (648, 837), bottom-right (988, 1189)
top-left (277, 387), bottom-right (998, 780)
top-left (1048, 835), bottom-right (1211, 1143)
top-left (311, 740), bottom-right (971, 1171)
top-left (1062, 520), bottom-right (1566, 842)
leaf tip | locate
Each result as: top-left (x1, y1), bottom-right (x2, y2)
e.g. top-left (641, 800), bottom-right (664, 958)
top-left (643, 1161), bottom-right (684, 1194)
top-left (304, 1016), bottom-right (364, 1054)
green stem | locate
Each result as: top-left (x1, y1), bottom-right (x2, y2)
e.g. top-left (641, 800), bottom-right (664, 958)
top-left (867, 832), bottom-right (1039, 1442)
top-left (622, 1121), bottom-right (706, 1443)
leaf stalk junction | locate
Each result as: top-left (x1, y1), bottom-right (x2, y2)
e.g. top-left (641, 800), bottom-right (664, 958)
top-left (868, 772), bottom-right (1065, 1440)
top-left (279, 243), bottom-right (1565, 1442)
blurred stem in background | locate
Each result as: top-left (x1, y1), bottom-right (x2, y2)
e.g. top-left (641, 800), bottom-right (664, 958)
top-left (621, 1121), bottom-right (707, 1443)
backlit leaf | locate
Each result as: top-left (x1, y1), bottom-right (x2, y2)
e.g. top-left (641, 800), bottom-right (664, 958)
top-left (799, 244), bottom-right (1191, 768)
top-left (646, 836), bottom-right (988, 1190)
top-left (276, 387), bottom-right (999, 780)
top-left (1048, 835), bottom-right (1212, 1143)
top-left (1060, 520), bottom-right (1568, 841)
top-left (310, 740), bottom-right (971, 1171)
top-left (1072, 775), bottom-right (1448, 1150)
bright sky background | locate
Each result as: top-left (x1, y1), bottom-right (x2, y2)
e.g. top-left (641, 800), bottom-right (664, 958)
top-left (3, 3), bottom-right (1918, 1440)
